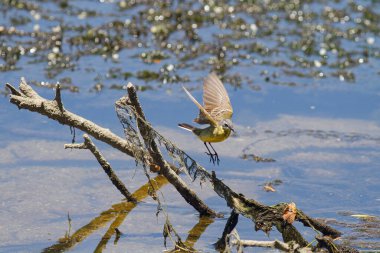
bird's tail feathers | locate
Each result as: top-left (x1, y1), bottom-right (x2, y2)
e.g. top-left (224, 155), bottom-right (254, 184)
top-left (178, 123), bottom-right (195, 132)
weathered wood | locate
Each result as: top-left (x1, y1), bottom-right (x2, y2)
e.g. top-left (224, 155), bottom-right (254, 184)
top-left (126, 83), bottom-right (217, 216)
top-left (65, 134), bottom-right (137, 203)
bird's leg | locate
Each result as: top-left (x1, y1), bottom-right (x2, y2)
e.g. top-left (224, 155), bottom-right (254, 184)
top-left (208, 143), bottom-right (220, 165)
top-left (204, 142), bottom-right (213, 162)
top-left (204, 142), bottom-right (217, 165)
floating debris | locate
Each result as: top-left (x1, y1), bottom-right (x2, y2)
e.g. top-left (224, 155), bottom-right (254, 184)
top-left (240, 153), bottom-right (276, 163)
top-left (0, 0), bottom-right (379, 92)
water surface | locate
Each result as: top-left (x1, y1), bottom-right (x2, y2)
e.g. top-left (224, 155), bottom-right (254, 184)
top-left (0, 0), bottom-right (379, 252)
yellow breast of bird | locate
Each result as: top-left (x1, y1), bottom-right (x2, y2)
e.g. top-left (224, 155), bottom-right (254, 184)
top-left (196, 126), bottom-right (231, 143)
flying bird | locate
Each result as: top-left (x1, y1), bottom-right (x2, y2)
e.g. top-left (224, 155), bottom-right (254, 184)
top-left (178, 72), bottom-right (234, 165)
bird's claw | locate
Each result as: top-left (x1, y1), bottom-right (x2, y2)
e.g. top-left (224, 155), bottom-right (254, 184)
top-left (205, 152), bottom-right (220, 165)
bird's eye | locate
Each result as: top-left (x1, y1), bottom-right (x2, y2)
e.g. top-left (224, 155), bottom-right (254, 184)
top-left (223, 123), bottom-right (228, 127)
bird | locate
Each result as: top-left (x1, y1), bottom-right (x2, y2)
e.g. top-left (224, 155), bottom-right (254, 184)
top-left (178, 72), bottom-right (234, 165)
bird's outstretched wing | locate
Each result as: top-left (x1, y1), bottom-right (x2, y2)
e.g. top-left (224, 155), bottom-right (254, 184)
top-left (194, 72), bottom-right (233, 124)
top-left (182, 86), bottom-right (218, 127)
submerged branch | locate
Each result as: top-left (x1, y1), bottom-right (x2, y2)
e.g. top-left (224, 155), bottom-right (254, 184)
top-left (215, 209), bottom-right (239, 250)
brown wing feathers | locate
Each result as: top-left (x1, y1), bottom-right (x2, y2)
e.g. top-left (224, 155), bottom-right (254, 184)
top-left (194, 73), bottom-right (233, 124)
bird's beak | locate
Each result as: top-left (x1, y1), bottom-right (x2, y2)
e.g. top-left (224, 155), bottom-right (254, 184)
top-left (230, 126), bottom-right (235, 132)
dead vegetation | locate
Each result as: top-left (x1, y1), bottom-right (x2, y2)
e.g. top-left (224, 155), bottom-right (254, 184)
top-left (5, 79), bottom-right (361, 253)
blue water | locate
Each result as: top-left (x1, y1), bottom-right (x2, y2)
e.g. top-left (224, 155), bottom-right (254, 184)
top-left (1, 1), bottom-right (379, 252)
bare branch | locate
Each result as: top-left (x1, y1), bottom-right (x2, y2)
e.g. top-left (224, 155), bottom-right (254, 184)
top-left (297, 210), bottom-right (341, 238)
top-left (126, 82), bottom-right (218, 217)
top-left (5, 83), bottom-right (22, 96)
top-left (224, 228), bottom-right (312, 253)
top-left (210, 171), bottom-right (308, 246)
top-left (316, 235), bottom-right (359, 253)
top-left (215, 209), bottom-right (239, 250)
top-left (6, 80), bottom-right (352, 251)
top-left (229, 238), bottom-right (312, 253)
top-left (6, 81), bottom-right (152, 165)
top-left (19, 77), bottom-right (42, 99)
top-left (64, 143), bottom-right (86, 149)
top-left (65, 134), bottom-right (137, 203)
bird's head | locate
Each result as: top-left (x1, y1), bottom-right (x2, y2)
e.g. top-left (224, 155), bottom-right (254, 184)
top-left (220, 119), bottom-right (234, 133)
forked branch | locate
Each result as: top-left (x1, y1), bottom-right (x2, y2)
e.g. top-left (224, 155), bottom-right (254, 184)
top-left (6, 79), bottom-right (216, 216)
top-left (6, 81), bottom-right (152, 165)
top-left (6, 79), bottom-right (356, 252)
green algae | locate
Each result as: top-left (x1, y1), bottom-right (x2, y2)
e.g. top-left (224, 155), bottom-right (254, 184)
top-left (0, 0), bottom-right (379, 92)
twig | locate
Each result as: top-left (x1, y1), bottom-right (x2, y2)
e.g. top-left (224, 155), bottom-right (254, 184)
top-left (54, 83), bottom-right (64, 112)
top-left (19, 77), bottom-right (42, 99)
top-left (5, 83), bottom-right (22, 96)
top-left (229, 238), bottom-right (313, 253)
top-left (297, 210), bottom-right (341, 238)
top-left (64, 143), bottom-right (86, 149)
top-left (225, 228), bottom-right (312, 253)
top-left (126, 83), bottom-right (217, 217)
top-left (65, 134), bottom-right (137, 203)
top-left (316, 235), bottom-right (359, 253)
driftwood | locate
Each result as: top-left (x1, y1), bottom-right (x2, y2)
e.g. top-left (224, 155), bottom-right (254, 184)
top-left (6, 79), bottom-right (358, 252)
top-left (125, 83), bottom-right (217, 216)
top-left (223, 229), bottom-right (312, 253)
top-left (6, 78), bottom-right (151, 163)
top-left (5, 78), bottom-right (215, 216)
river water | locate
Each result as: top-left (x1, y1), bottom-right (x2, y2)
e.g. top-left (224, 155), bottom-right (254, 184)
top-left (0, 1), bottom-right (379, 252)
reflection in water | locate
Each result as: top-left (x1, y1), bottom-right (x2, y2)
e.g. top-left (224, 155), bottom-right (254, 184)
top-left (43, 173), bottom-right (216, 253)
top-left (166, 216), bottom-right (215, 253)
top-left (43, 175), bottom-right (169, 253)
top-left (1, 0), bottom-right (380, 250)
top-left (183, 216), bottom-right (215, 249)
